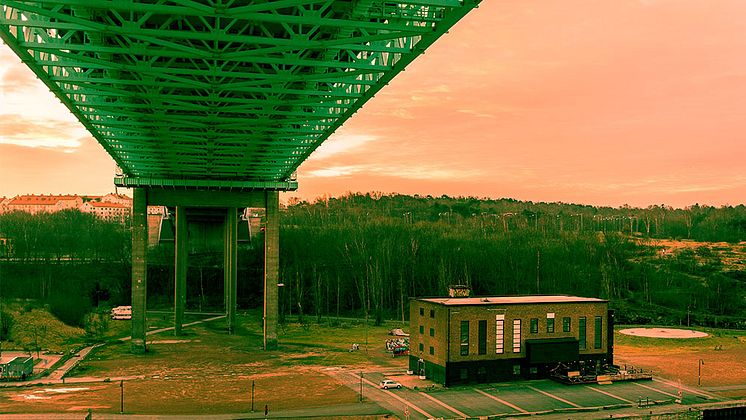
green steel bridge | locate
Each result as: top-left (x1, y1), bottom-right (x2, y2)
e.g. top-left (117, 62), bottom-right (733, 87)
top-left (0, 0), bottom-right (481, 351)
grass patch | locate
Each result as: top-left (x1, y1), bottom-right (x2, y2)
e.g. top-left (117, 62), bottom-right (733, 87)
top-left (2, 301), bottom-right (86, 352)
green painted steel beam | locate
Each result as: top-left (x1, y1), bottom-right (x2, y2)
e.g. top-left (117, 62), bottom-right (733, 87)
top-left (0, 0), bottom-right (481, 188)
top-left (114, 177), bottom-right (298, 191)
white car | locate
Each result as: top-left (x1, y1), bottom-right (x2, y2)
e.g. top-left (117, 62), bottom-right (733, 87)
top-left (379, 379), bottom-right (402, 389)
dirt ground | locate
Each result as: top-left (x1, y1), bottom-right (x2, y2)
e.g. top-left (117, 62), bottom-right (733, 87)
top-left (2, 369), bottom-right (356, 415)
top-left (643, 238), bottom-right (746, 270)
top-left (615, 330), bottom-right (746, 397)
top-left (0, 316), bottom-right (407, 415)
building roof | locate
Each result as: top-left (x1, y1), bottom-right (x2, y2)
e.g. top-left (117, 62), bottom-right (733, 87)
top-left (9, 194), bottom-right (80, 205)
top-left (90, 202), bottom-right (128, 209)
top-left (0, 355), bottom-right (32, 365)
top-left (104, 193), bottom-right (132, 200)
top-left (417, 295), bottom-right (607, 306)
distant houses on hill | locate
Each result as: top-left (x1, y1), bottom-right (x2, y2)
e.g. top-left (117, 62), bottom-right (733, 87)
top-left (0, 193), bottom-right (133, 222)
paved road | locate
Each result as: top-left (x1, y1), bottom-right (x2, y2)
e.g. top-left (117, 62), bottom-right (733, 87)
top-left (0, 402), bottom-right (389, 420)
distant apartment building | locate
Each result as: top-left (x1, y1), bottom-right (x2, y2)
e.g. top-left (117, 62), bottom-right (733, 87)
top-left (0, 193), bottom-right (134, 222)
top-left (99, 193), bottom-right (133, 206)
top-left (409, 291), bottom-right (613, 386)
top-left (80, 201), bottom-right (131, 222)
top-left (5, 194), bottom-right (83, 214)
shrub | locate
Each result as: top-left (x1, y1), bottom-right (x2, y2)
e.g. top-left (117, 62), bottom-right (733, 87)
top-left (0, 309), bottom-right (14, 340)
top-left (47, 294), bottom-right (91, 327)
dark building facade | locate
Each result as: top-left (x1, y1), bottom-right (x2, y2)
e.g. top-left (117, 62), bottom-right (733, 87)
top-left (409, 295), bottom-right (614, 386)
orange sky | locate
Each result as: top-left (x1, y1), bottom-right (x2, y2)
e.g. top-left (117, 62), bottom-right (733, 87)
top-left (1, 0), bottom-right (745, 208)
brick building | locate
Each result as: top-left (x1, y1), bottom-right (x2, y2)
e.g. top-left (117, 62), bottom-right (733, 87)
top-left (0, 193), bottom-right (135, 222)
top-left (80, 201), bottom-right (130, 222)
top-left (409, 293), bottom-right (613, 386)
top-left (5, 194), bottom-right (83, 214)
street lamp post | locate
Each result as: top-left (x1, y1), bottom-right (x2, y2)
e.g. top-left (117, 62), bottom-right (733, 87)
top-left (698, 359), bottom-right (705, 386)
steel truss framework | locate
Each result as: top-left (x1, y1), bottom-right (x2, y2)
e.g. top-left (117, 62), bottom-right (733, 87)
top-left (1, 0), bottom-right (480, 190)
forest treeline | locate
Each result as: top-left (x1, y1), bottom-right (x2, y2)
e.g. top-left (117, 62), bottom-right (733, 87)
top-left (280, 193), bottom-right (745, 327)
top-left (0, 193), bottom-right (744, 329)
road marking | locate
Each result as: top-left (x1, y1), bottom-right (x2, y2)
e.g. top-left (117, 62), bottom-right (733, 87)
top-left (527, 385), bottom-right (581, 407)
top-left (419, 391), bottom-right (468, 418)
top-left (653, 377), bottom-right (713, 399)
top-left (475, 388), bottom-right (528, 413)
top-left (586, 385), bottom-right (633, 403)
top-left (634, 381), bottom-right (678, 398)
top-left (349, 372), bottom-right (433, 419)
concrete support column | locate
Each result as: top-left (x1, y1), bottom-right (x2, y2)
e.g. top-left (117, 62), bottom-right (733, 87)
top-left (224, 207), bottom-right (238, 334)
top-left (174, 206), bottom-right (187, 335)
top-left (264, 191), bottom-right (279, 350)
top-left (131, 188), bottom-right (148, 353)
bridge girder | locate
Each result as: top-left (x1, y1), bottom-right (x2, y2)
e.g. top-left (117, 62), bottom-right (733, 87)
top-left (1, 0), bottom-right (480, 190)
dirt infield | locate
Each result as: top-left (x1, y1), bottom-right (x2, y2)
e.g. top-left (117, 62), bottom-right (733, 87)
top-left (619, 328), bottom-right (709, 338)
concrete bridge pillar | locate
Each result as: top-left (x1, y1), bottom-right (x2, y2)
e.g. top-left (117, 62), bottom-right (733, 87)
top-left (224, 207), bottom-right (238, 333)
top-left (174, 206), bottom-right (187, 335)
top-left (264, 191), bottom-right (279, 350)
top-left (131, 188), bottom-right (148, 353)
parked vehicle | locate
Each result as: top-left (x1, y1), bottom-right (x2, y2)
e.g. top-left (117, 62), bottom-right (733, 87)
top-left (379, 379), bottom-right (402, 389)
top-left (110, 305), bottom-right (132, 320)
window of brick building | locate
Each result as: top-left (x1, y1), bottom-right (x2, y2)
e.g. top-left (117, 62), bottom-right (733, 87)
top-left (530, 318), bottom-right (538, 334)
top-left (546, 313), bottom-right (555, 333)
top-left (495, 314), bottom-right (505, 354)
top-left (460, 321), bottom-right (469, 356)
top-left (594, 316), bottom-right (603, 349)
top-left (563, 317), bottom-right (571, 332)
top-left (512, 319), bottom-right (522, 353)
top-left (478, 320), bottom-right (487, 355)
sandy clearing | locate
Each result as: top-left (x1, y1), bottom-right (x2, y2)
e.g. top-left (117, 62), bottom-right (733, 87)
top-left (619, 328), bottom-right (709, 338)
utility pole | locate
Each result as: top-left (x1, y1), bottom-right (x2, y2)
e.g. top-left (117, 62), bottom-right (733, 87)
top-left (536, 250), bottom-right (541, 294)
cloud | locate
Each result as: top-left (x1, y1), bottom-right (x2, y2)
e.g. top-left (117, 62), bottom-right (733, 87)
top-left (0, 62), bottom-right (39, 95)
top-left (308, 132), bottom-right (379, 161)
top-left (306, 165), bottom-right (361, 178)
top-left (457, 109), bottom-right (495, 118)
top-left (305, 162), bottom-right (484, 181)
top-left (0, 114), bottom-right (87, 151)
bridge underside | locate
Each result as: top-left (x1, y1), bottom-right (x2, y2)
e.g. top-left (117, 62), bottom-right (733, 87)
top-left (0, 0), bottom-right (480, 188)
top-left (0, 0), bottom-right (481, 352)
